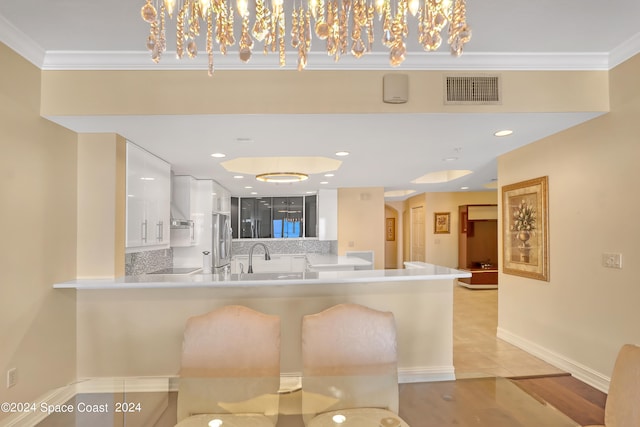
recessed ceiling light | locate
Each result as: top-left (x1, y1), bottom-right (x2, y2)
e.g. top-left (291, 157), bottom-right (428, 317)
top-left (335, 151), bottom-right (350, 157)
top-left (244, 186), bottom-right (253, 189)
top-left (306, 191), bottom-right (316, 194)
top-left (235, 137), bottom-right (254, 143)
top-left (442, 157), bottom-right (459, 162)
top-left (250, 192), bottom-right (258, 195)
top-left (460, 186), bottom-right (470, 190)
top-left (494, 129), bottom-right (513, 137)
top-left (233, 175), bottom-right (244, 179)
top-left (324, 173), bottom-right (335, 177)
top-left (320, 181), bottom-right (329, 184)
top-left (211, 152), bottom-right (226, 158)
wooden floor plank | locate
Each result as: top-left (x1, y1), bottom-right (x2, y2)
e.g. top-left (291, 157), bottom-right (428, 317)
top-left (511, 375), bottom-right (606, 426)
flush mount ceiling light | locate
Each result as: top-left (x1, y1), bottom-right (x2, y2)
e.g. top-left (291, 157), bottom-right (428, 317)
top-left (256, 172), bottom-right (309, 183)
top-left (222, 156), bottom-right (341, 176)
top-left (140, 0), bottom-right (471, 76)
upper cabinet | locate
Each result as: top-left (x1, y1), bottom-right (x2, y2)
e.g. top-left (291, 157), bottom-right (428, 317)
top-left (212, 180), bottom-right (231, 214)
top-left (126, 142), bottom-right (171, 252)
top-left (318, 189), bottom-right (337, 241)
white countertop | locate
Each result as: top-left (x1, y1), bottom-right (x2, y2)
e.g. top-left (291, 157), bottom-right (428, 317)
top-left (53, 264), bottom-right (470, 290)
top-left (305, 253), bottom-right (372, 267)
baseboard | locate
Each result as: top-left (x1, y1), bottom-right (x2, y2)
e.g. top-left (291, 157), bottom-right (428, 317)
top-left (497, 327), bottom-right (611, 393)
top-left (75, 376), bottom-right (171, 394)
top-left (398, 366), bottom-right (455, 383)
top-left (0, 367), bottom-right (453, 426)
top-left (0, 382), bottom-right (76, 427)
top-left (457, 280), bottom-right (498, 290)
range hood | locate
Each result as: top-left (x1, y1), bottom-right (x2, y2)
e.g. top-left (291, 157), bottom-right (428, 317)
top-left (171, 174), bottom-right (194, 227)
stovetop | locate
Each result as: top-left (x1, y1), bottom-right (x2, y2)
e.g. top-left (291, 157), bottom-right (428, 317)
top-left (148, 267), bottom-right (201, 275)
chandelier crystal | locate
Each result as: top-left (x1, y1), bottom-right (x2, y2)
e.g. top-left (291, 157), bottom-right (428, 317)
top-left (141, 0), bottom-right (471, 76)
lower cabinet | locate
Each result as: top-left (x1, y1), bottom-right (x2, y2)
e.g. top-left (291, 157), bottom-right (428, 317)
top-left (232, 255), bottom-right (308, 274)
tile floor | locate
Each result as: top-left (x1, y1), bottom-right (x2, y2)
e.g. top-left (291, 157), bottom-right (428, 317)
top-left (453, 284), bottom-right (565, 378)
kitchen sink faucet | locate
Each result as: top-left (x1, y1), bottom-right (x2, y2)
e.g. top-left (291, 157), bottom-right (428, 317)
top-left (247, 242), bottom-right (271, 273)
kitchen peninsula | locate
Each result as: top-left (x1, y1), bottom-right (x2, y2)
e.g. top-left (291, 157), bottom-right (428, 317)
top-left (54, 265), bottom-right (470, 384)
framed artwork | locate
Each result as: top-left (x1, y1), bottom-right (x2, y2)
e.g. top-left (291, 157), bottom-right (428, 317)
top-left (434, 212), bottom-right (450, 234)
top-left (386, 217), bottom-right (396, 241)
top-left (502, 176), bottom-right (549, 281)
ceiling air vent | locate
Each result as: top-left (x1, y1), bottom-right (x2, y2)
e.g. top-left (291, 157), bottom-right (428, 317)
top-left (444, 74), bottom-right (501, 105)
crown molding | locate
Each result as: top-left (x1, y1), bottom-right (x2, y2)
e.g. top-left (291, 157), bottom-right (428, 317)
top-left (609, 32), bottom-right (640, 69)
top-left (0, 14), bottom-right (44, 67)
top-left (1, 10), bottom-right (633, 74)
top-left (40, 49), bottom-right (611, 72)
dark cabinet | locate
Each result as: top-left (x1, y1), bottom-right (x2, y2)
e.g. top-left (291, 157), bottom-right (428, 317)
top-left (458, 204), bottom-right (498, 288)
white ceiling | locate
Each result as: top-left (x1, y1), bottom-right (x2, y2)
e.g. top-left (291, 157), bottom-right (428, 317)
top-left (1, 1), bottom-right (639, 198)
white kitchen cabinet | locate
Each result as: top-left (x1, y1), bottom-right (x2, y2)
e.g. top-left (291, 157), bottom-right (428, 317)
top-left (231, 254), bottom-right (308, 274)
top-left (291, 255), bottom-right (308, 272)
top-left (170, 175), bottom-right (198, 247)
top-left (318, 188), bottom-right (338, 241)
top-left (212, 180), bottom-right (231, 214)
top-left (126, 142), bottom-right (171, 252)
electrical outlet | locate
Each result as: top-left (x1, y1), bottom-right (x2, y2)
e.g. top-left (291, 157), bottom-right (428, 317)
top-left (602, 253), bottom-right (623, 269)
top-left (6, 368), bottom-right (17, 388)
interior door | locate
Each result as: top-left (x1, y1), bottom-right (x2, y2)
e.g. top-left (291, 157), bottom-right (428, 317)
top-left (411, 206), bottom-right (425, 262)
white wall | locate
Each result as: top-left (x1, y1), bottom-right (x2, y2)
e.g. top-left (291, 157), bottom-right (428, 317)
top-left (497, 53), bottom-right (640, 392)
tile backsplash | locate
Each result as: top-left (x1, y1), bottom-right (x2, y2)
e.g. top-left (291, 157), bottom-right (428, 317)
top-left (125, 248), bottom-right (173, 275)
top-left (125, 241), bottom-right (336, 275)
top-left (231, 239), bottom-right (336, 256)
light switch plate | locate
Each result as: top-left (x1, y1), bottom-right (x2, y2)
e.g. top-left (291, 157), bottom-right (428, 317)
top-left (602, 253), bottom-right (623, 269)
top-left (6, 368), bottom-right (16, 388)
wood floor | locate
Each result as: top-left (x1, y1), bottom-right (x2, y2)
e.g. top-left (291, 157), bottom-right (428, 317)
top-left (511, 375), bottom-right (606, 426)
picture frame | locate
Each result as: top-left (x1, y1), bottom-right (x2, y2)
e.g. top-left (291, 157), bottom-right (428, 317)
top-left (386, 217), bottom-right (396, 241)
top-left (502, 176), bottom-right (549, 281)
top-left (434, 212), bottom-right (451, 234)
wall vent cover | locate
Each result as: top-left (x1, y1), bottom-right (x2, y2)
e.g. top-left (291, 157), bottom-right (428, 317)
top-left (444, 74), bottom-right (501, 105)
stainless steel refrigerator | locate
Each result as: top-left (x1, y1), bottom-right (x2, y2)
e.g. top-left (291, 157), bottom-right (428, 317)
top-left (212, 213), bottom-right (232, 273)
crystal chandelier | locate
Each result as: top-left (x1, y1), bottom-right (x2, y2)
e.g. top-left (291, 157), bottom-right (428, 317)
top-left (140, 0), bottom-right (471, 76)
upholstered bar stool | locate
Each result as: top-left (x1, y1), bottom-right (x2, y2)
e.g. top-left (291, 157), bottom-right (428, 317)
top-left (585, 344), bottom-right (640, 427)
top-left (175, 305), bottom-right (281, 427)
top-left (301, 303), bottom-right (410, 427)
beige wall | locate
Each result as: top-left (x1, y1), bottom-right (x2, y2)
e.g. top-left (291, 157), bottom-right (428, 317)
top-left (497, 53), bottom-right (640, 391)
top-left (337, 187), bottom-right (385, 269)
top-left (77, 134), bottom-right (126, 278)
top-left (40, 69), bottom-right (609, 117)
top-left (404, 191), bottom-right (498, 268)
top-left (0, 43), bottom-right (78, 414)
